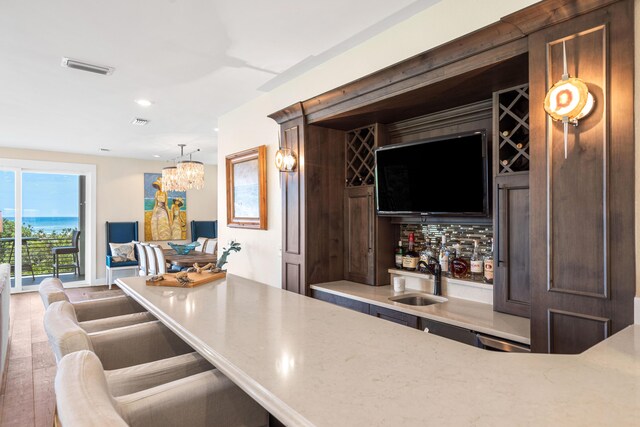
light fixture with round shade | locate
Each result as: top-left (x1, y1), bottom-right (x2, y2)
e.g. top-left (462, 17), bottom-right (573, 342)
top-left (177, 159), bottom-right (205, 190)
top-left (160, 144), bottom-right (205, 191)
top-left (162, 165), bottom-right (185, 192)
top-left (275, 148), bottom-right (297, 172)
top-left (543, 40), bottom-right (595, 159)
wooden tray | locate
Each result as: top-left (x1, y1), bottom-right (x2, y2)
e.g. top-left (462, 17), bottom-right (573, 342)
top-left (146, 271), bottom-right (226, 288)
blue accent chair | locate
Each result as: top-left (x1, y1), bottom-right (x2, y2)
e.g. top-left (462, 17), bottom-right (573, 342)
top-left (190, 220), bottom-right (217, 240)
top-left (105, 222), bottom-right (139, 287)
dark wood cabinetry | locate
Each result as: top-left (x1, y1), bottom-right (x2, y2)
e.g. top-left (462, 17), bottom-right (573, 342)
top-left (493, 84), bottom-right (531, 318)
top-left (369, 305), bottom-right (418, 328)
top-left (494, 174), bottom-right (530, 317)
top-left (528, 1), bottom-right (635, 353)
top-left (344, 125), bottom-right (393, 286)
top-left (273, 0), bottom-right (634, 353)
top-left (310, 289), bottom-right (370, 314)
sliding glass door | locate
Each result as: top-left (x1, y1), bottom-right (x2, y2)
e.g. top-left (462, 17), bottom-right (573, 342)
top-left (0, 161), bottom-right (94, 293)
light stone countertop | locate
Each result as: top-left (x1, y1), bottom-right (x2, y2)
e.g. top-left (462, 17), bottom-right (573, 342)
top-left (310, 280), bottom-right (531, 344)
top-left (116, 274), bottom-right (640, 427)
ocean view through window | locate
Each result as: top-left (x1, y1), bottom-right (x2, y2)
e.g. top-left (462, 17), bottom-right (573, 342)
top-left (0, 170), bottom-right (83, 287)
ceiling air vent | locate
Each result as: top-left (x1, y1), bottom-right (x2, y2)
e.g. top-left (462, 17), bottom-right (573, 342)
top-left (131, 118), bottom-right (149, 126)
top-left (61, 57), bottom-right (114, 75)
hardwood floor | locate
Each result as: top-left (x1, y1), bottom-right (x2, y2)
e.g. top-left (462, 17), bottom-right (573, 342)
top-left (0, 286), bottom-right (117, 427)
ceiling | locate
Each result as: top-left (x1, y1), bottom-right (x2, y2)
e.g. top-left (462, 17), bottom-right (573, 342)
top-left (0, 0), bottom-right (442, 164)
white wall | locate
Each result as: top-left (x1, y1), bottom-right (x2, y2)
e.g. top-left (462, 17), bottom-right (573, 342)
top-left (218, 0), bottom-right (539, 287)
top-left (0, 147), bottom-right (217, 283)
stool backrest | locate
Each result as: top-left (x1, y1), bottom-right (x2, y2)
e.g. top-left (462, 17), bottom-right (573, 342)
top-left (191, 221), bottom-right (217, 240)
top-left (151, 245), bottom-right (167, 274)
top-left (44, 301), bottom-right (94, 363)
top-left (55, 351), bottom-right (127, 427)
top-left (71, 230), bottom-right (81, 249)
top-left (39, 278), bottom-right (70, 308)
top-left (143, 244), bottom-right (157, 275)
top-left (135, 243), bottom-right (148, 276)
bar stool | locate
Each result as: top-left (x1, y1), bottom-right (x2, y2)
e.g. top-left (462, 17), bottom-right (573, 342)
top-left (55, 351), bottom-right (268, 427)
top-left (51, 230), bottom-right (81, 278)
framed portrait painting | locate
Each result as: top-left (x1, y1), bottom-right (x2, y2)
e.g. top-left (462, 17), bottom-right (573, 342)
top-left (226, 145), bottom-right (267, 230)
top-left (144, 173), bottom-right (187, 240)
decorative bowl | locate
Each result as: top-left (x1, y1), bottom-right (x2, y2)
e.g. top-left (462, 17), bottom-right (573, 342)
top-left (168, 242), bottom-right (200, 255)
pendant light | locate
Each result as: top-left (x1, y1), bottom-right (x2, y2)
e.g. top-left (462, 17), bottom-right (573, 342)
top-left (161, 144), bottom-right (204, 191)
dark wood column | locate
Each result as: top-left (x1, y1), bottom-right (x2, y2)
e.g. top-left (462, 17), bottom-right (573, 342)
top-left (528, 0), bottom-right (635, 353)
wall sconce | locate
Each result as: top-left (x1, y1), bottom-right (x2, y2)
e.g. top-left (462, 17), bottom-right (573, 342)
top-left (275, 148), bottom-right (297, 172)
top-left (543, 40), bottom-right (595, 159)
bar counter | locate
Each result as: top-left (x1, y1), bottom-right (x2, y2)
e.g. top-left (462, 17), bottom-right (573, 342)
top-left (116, 274), bottom-right (640, 426)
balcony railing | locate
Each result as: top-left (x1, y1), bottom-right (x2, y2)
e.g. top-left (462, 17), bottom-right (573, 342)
top-left (0, 237), bottom-right (81, 278)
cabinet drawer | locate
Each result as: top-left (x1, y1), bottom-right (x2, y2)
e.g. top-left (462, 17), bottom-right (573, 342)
top-left (311, 290), bottom-right (370, 314)
top-left (369, 305), bottom-right (419, 328)
top-left (419, 318), bottom-right (478, 346)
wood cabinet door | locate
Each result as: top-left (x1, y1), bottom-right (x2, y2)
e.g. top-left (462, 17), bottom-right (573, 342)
top-left (344, 186), bottom-right (375, 284)
top-left (370, 305), bottom-right (418, 328)
top-left (493, 174), bottom-right (530, 318)
top-left (528, 1), bottom-right (635, 353)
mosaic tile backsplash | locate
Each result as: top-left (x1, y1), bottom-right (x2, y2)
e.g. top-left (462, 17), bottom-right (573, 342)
top-left (400, 223), bottom-right (493, 257)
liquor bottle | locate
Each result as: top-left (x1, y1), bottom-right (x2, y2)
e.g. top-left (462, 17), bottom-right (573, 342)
top-left (402, 232), bottom-right (419, 271)
top-left (420, 238), bottom-right (433, 262)
top-left (450, 244), bottom-right (470, 279)
top-left (394, 240), bottom-right (404, 269)
top-left (483, 238), bottom-right (494, 284)
top-left (438, 235), bottom-right (450, 277)
top-left (470, 239), bottom-right (483, 281)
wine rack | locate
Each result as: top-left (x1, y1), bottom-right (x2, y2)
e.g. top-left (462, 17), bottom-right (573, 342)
top-left (494, 84), bottom-right (529, 174)
top-left (345, 125), bottom-right (376, 187)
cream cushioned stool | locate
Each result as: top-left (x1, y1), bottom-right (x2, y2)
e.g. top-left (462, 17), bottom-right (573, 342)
top-left (56, 351), bottom-right (268, 427)
top-left (39, 277), bottom-right (154, 332)
top-left (44, 301), bottom-right (212, 396)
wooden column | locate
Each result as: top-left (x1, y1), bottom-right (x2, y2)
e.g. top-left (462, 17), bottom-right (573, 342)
top-left (528, 0), bottom-right (635, 353)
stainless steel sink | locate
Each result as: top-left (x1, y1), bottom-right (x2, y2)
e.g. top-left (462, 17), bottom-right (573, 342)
top-left (388, 293), bottom-right (447, 306)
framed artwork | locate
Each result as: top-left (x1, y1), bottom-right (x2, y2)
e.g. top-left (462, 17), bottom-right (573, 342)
top-left (226, 145), bottom-right (267, 229)
top-left (144, 173), bottom-right (187, 241)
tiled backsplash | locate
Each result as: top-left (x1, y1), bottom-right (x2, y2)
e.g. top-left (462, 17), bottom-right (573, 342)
top-left (400, 223), bottom-right (493, 256)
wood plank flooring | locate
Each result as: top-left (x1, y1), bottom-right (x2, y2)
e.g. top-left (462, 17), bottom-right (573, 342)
top-left (0, 286), bottom-right (116, 427)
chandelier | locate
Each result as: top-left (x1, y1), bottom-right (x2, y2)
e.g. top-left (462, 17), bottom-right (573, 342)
top-left (161, 144), bottom-right (205, 191)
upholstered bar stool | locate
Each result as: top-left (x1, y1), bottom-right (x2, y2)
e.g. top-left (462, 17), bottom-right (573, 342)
top-left (44, 301), bottom-right (212, 396)
top-left (39, 278), bottom-right (154, 332)
top-left (56, 351), bottom-right (268, 427)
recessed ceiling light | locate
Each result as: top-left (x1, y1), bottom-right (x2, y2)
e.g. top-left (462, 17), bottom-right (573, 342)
top-left (135, 99), bottom-right (153, 107)
top-left (131, 118), bottom-right (149, 126)
top-left (153, 154), bottom-right (161, 158)
top-left (214, 128), bottom-right (219, 132)
top-left (99, 148), bottom-right (110, 152)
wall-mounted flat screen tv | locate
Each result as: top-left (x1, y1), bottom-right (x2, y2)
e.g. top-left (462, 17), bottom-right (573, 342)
top-left (375, 130), bottom-right (489, 216)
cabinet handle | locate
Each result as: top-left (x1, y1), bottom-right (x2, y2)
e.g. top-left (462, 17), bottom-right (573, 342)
top-left (497, 185), bottom-right (506, 267)
top-left (368, 193), bottom-right (373, 252)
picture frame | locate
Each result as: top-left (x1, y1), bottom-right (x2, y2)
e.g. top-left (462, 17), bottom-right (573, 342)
top-left (226, 145), bottom-right (267, 230)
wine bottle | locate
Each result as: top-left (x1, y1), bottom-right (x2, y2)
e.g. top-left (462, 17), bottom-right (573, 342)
top-left (484, 238), bottom-right (494, 284)
top-left (470, 239), bottom-right (483, 281)
top-left (394, 240), bottom-right (404, 269)
top-left (402, 233), bottom-right (419, 271)
top-left (501, 154), bottom-right (529, 171)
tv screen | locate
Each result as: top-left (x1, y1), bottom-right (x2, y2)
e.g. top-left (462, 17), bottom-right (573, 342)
top-left (375, 131), bottom-right (488, 216)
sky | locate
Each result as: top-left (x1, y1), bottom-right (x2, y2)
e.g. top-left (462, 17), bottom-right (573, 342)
top-left (0, 171), bottom-right (79, 217)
